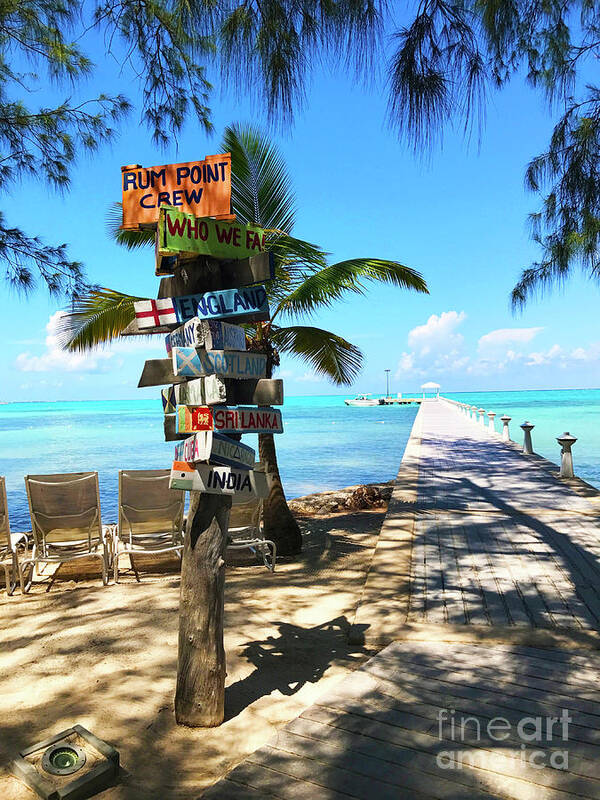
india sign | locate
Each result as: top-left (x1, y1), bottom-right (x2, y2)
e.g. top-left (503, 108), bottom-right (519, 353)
top-left (165, 318), bottom-right (246, 353)
top-left (121, 154), bottom-right (232, 230)
top-left (172, 348), bottom-right (267, 380)
top-left (157, 206), bottom-right (265, 262)
top-left (177, 405), bottom-right (283, 435)
top-left (174, 431), bottom-right (255, 470)
top-left (169, 462), bottom-right (271, 499)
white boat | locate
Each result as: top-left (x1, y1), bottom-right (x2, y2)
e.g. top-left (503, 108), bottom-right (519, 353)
top-left (344, 394), bottom-right (383, 407)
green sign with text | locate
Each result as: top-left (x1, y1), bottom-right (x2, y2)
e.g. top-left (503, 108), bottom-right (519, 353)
top-left (157, 206), bottom-right (266, 266)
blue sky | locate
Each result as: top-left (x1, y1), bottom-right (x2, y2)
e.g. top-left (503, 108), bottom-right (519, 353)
top-left (1, 33), bottom-right (599, 402)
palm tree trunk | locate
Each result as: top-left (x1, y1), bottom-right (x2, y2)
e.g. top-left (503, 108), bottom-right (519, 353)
top-left (259, 431), bottom-right (302, 556)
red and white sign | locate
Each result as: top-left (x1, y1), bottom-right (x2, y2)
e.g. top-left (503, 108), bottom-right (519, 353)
top-left (134, 299), bottom-right (177, 329)
top-left (177, 405), bottom-right (283, 434)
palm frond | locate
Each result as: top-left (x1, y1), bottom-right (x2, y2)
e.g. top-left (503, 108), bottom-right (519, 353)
top-left (222, 123), bottom-right (296, 231)
top-left (271, 325), bottom-right (363, 385)
top-left (57, 288), bottom-right (144, 352)
top-left (107, 202), bottom-right (156, 250)
top-left (276, 258), bottom-right (428, 318)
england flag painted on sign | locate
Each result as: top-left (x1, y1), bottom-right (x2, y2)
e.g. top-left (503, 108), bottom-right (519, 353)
top-left (134, 299), bottom-right (177, 329)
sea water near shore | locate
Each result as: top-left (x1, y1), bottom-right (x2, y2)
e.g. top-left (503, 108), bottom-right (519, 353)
top-left (0, 396), bottom-right (418, 530)
top-left (1, 389), bottom-right (599, 531)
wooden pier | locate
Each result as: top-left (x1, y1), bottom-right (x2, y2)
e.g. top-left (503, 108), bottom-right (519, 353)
top-left (203, 398), bottom-right (600, 799)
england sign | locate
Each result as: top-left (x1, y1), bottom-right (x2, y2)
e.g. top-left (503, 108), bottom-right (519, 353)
top-left (169, 462), bottom-right (271, 499)
top-left (121, 154), bottom-right (232, 230)
top-left (172, 348), bottom-right (267, 380)
top-left (134, 285), bottom-right (269, 327)
top-left (177, 405), bottom-right (283, 434)
top-left (174, 431), bottom-right (255, 470)
top-left (157, 206), bottom-right (265, 263)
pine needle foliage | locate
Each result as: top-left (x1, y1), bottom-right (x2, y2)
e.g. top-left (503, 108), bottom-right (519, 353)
top-left (0, 0), bottom-right (213, 297)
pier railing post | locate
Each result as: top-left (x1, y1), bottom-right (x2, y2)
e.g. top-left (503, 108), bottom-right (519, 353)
top-left (479, 408), bottom-right (486, 427)
top-left (487, 412), bottom-right (496, 434)
top-left (471, 405), bottom-right (478, 421)
top-left (520, 421), bottom-right (535, 455)
top-left (500, 415), bottom-right (511, 442)
top-left (557, 432), bottom-right (577, 478)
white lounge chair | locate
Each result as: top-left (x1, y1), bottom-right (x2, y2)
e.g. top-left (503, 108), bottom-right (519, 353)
top-left (227, 497), bottom-right (276, 572)
top-left (21, 472), bottom-right (111, 590)
top-left (0, 476), bottom-right (27, 595)
top-left (114, 469), bottom-right (184, 582)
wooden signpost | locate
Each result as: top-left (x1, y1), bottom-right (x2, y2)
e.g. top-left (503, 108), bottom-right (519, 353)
top-left (121, 155), bottom-right (232, 230)
top-left (172, 348), bottom-right (267, 380)
top-left (174, 431), bottom-right (255, 470)
top-left (165, 318), bottom-right (247, 353)
top-left (138, 359), bottom-right (186, 388)
top-left (124, 152), bottom-right (283, 730)
top-left (134, 285), bottom-right (269, 327)
top-left (175, 375), bottom-right (227, 407)
top-left (170, 462), bottom-right (271, 498)
top-left (157, 206), bottom-right (265, 267)
top-left (177, 405), bottom-right (283, 435)
top-left (164, 376), bottom-right (283, 409)
top-left (157, 250), bottom-right (274, 289)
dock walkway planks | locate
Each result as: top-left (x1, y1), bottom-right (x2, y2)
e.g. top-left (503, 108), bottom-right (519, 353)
top-left (202, 399), bottom-right (600, 799)
top-left (351, 398), bottom-right (600, 639)
top-left (202, 640), bottom-right (600, 799)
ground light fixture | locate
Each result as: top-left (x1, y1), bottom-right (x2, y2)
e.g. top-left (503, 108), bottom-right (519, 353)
top-left (11, 724), bottom-right (119, 800)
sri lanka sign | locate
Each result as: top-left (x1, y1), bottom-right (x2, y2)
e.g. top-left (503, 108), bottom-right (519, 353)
top-left (121, 154), bottom-right (232, 230)
top-left (177, 405), bottom-right (283, 434)
top-left (157, 206), bottom-right (265, 262)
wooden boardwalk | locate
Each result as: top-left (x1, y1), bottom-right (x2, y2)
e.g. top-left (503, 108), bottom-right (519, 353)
top-left (202, 399), bottom-right (600, 798)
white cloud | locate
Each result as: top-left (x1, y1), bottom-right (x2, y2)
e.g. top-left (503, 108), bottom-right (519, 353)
top-left (396, 311), bottom-right (468, 378)
top-left (15, 312), bottom-right (163, 374)
top-left (407, 311), bottom-right (466, 356)
top-left (478, 327), bottom-right (543, 354)
top-left (296, 371), bottom-right (323, 383)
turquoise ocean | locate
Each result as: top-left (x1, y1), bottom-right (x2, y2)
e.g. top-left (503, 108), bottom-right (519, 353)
top-left (0, 389), bottom-right (598, 530)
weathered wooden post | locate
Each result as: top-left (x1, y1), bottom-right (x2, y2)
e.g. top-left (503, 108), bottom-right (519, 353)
top-left (500, 414), bottom-right (511, 442)
top-left (487, 411), bottom-right (496, 433)
top-left (557, 432), bottom-right (577, 478)
top-left (176, 492), bottom-right (231, 726)
top-left (471, 405), bottom-right (478, 421)
top-left (520, 421), bottom-right (534, 455)
top-left (478, 408), bottom-right (486, 427)
top-left (121, 160), bottom-right (282, 728)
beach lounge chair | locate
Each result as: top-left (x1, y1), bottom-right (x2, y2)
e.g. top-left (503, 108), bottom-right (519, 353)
top-left (114, 469), bottom-right (185, 582)
top-left (0, 477), bottom-right (26, 595)
top-left (227, 497), bottom-right (276, 572)
top-left (21, 472), bottom-right (111, 591)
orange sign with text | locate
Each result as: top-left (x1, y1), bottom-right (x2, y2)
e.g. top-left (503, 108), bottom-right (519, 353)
top-left (121, 153), bottom-right (232, 229)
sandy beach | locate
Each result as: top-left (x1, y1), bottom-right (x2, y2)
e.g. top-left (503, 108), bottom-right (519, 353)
top-left (0, 487), bottom-right (389, 799)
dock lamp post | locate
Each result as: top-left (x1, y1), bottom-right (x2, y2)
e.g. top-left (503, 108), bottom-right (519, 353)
top-left (520, 421), bottom-right (535, 455)
top-left (385, 369), bottom-right (390, 399)
top-left (557, 432), bottom-right (577, 478)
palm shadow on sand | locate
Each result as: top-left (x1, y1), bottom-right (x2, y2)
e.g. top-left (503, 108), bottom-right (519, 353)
top-left (224, 615), bottom-right (369, 721)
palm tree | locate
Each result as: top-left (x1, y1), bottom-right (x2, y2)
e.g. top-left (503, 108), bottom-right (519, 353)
top-left (58, 123), bottom-right (428, 555)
